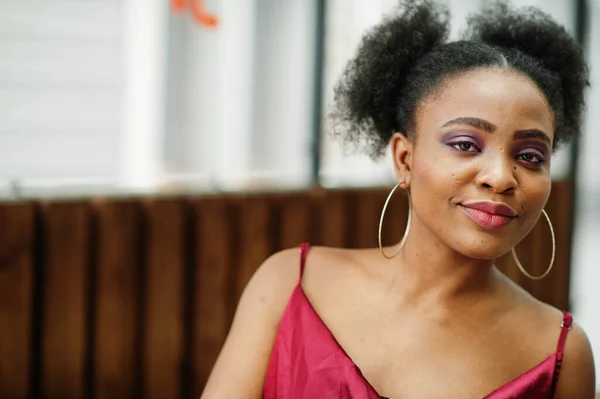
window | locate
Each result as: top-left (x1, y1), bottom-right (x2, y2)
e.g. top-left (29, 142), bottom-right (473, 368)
top-left (571, 0), bottom-right (600, 387)
top-left (163, 0), bottom-right (319, 191)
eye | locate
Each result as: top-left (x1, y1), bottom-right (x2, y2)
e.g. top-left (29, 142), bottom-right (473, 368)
top-left (517, 152), bottom-right (545, 164)
top-left (450, 141), bottom-right (480, 153)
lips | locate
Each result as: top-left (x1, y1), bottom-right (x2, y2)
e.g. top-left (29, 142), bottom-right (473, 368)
top-left (460, 201), bottom-right (517, 230)
top-left (461, 201), bottom-right (517, 217)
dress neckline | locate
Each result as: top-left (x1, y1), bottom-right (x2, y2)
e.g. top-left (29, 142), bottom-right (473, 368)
top-left (294, 283), bottom-right (558, 398)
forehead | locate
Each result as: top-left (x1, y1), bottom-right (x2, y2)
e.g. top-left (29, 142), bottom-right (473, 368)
top-left (415, 68), bottom-right (555, 137)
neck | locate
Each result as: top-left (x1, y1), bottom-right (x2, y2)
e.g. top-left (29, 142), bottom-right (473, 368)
top-left (384, 220), bottom-right (499, 307)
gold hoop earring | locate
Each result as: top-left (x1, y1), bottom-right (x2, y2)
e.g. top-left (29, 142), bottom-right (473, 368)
top-left (511, 209), bottom-right (555, 280)
top-left (378, 183), bottom-right (411, 259)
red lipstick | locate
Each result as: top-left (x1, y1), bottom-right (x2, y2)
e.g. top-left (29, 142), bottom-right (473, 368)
top-left (460, 201), bottom-right (517, 230)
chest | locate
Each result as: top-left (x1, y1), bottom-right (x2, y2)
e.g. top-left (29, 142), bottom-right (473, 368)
top-left (322, 303), bottom-right (550, 398)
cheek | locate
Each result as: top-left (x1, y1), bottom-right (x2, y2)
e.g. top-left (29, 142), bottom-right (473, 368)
top-left (521, 172), bottom-right (552, 207)
top-left (519, 175), bottom-right (552, 227)
top-left (409, 153), bottom-right (459, 221)
top-left (411, 148), bottom-right (472, 200)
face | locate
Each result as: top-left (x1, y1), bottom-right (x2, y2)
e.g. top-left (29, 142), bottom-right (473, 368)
top-left (392, 68), bottom-right (554, 259)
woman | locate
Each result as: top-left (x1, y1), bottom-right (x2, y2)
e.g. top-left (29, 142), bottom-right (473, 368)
top-left (202, 1), bottom-right (595, 398)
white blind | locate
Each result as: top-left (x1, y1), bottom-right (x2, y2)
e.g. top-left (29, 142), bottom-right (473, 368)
top-left (0, 1), bottom-right (124, 190)
top-left (571, 0), bottom-right (600, 391)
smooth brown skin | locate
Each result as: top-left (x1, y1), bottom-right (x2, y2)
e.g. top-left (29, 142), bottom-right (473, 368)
top-left (202, 68), bottom-right (596, 398)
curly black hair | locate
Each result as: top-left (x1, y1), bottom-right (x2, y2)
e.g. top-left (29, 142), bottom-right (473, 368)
top-left (329, 0), bottom-right (589, 158)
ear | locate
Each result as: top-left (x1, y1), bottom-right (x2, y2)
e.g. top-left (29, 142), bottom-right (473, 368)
top-left (390, 132), bottom-right (413, 189)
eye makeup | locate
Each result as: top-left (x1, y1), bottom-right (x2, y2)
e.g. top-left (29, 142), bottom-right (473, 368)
top-left (441, 131), bottom-right (483, 153)
top-left (441, 130), bottom-right (550, 166)
top-left (514, 145), bottom-right (548, 166)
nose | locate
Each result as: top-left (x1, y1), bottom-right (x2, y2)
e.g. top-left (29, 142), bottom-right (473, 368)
top-left (475, 154), bottom-right (517, 194)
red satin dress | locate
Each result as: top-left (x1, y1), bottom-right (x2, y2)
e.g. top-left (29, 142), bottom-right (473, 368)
top-left (263, 243), bottom-right (573, 398)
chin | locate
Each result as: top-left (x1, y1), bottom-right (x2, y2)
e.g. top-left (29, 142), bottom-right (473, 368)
top-left (454, 233), bottom-right (514, 260)
top-left (459, 247), bottom-right (509, 261)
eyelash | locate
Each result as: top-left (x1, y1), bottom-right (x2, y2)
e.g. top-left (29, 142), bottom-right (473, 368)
top-left (449, 141), bottom-right (480, 153)
top-left (517, 152), bottom-right (545, 164)
top-left (448, 141), bottom-right (546, 165)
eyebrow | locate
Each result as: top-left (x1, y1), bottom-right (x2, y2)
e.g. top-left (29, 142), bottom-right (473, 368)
top-left (513, 129), bottom-right (552, 146)
top-left (442, 117), bottom-right (496, 132)
top-left (441, 116), bottom-right (552, 146)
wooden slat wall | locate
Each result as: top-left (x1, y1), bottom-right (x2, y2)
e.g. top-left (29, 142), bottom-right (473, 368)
top-left (0, 182), bottom-right (574, 399)
top-left (40, 202), bottom-right (91, 399)
top-left (193, 197), bottom-right (233, 395)
top-left (143, 199), bottom-right (187, 399)
top-left (0, 203), bottom-right (34, 399)
top-left (93, 200), bottom-right (141, 399)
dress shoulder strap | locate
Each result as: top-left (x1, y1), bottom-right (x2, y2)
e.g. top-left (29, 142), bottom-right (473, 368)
top-left (298, 242), bottom-right (310, 278)
top-left (553, 310), bottom-right (573, 389)
top-left (556, 310), bottom-right (573, 354)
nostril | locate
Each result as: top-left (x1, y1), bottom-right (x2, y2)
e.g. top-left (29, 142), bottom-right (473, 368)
top-left (483, 183), bottom-right (492, 188)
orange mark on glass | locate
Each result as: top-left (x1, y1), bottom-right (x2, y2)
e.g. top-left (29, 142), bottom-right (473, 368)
top-left (170, 0), bottom-right (218, 28)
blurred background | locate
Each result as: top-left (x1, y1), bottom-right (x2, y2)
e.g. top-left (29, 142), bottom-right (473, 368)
top-left (0, 0), bottom-right (598, 397)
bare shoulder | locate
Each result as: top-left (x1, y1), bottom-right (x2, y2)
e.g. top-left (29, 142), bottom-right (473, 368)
top-left (554, 320), bottom-right (596, 398)
top-left (297, 245), bottom-right (383, 320)
top-left (299, 245), bottom-right (373, 288)
top-left (242, 247), bottom-right (305, 322)
top-left (243, 244), bottom-right (363, 321)
top-left (200, 247), bottom-right (304, 398)
top-left (504, 285), bottom-right (595, 398)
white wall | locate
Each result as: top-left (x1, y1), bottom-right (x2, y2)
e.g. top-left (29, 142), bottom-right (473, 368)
top-left (0, 1), bottom-right (124, 194)
top-left (319, 0), bottom-right (399, 188)
top-left (251, 0), bottom-right (316, 187)
top-left (164, 0), bottom-right (316, 190)
top-left (165, 0), bottom-right (257, 190)
top-left (120, 0), bottom-right (169, 190)
top-left (571, 0), bottom-right (600, 389)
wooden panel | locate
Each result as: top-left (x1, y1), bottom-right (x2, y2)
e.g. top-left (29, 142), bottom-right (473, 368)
top-left (354, 189), bottom-right (384, 249)
top-left (278, 192), bottom-right (312, 250)
top-left (40, 201), bottom-right (91, 399)
top-left (317, 189), bottom-right (349, 248)
top-left (192, 197), bottom-right (234, 396)
top-left (0, 183), bottom-right (575, 398)
top-left (93, 200), bottom-right (141, 399)
top-left (142, 199), bottom-right (185, 399)
top-left (235, 195), bottom-right (273, 301)
top-left (0, 203), bottom-right (34, 398)
top-left (541, 181), bottom-right (573, 309)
